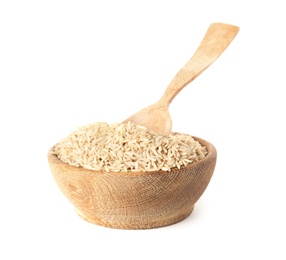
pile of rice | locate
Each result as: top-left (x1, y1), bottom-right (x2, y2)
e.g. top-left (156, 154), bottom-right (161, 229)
top-left (52, 122), bottom-right (207, 172)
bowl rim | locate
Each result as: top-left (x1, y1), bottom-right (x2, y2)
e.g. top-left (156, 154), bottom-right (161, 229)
top-left (48, 136), bottom-right (217, 177)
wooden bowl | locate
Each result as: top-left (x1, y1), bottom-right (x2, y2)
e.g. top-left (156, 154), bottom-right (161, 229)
top-left (48, 137), bottom-right (216, 229)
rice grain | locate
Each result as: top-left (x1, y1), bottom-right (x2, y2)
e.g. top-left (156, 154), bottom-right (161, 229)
top-left (53, 122), bottom-right (207, 172)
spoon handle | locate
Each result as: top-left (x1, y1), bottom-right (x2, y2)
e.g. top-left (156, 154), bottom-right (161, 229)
top-left (158, 23), bottom-right (239, 107)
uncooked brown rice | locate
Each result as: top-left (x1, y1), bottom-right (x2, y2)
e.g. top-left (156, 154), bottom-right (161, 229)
top-left (52, 122), bottom-right (207, 172)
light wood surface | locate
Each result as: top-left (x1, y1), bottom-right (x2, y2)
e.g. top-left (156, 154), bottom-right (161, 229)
top-left (124, 23), bottom-right (239, 136)
top-left (48, 137), bottom-right (216, 229)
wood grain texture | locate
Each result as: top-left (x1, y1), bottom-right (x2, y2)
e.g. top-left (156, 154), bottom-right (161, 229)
top-left (48, 137), bottom-right (217, 229)
top-left (123, 23), bottom-right (239, 136)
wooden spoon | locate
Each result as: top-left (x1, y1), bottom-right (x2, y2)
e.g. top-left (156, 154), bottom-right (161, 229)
top-left (123, 23), bottom-right (239, 136)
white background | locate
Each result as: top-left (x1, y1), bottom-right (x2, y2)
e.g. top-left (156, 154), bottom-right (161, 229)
top-left (1, 0), bottom-right (285, 259)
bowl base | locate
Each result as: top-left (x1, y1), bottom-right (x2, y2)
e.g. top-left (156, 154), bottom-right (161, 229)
top-left (74, 205), bottom-right (195, 230)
